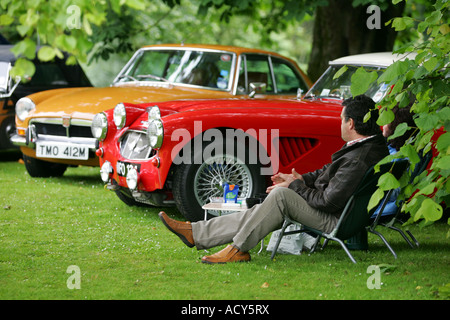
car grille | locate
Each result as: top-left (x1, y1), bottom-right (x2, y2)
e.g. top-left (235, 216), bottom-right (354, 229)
top-left (29, 118), bottom-right (96, 158)
top-left (120, 130), bottom-right (156, 160)
top-left (278, 137), bottom-right (319, 167)
top-left (34, 122), bottom-right (92, 138)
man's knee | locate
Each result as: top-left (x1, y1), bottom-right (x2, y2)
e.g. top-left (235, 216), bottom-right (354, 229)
top-left (268, 186), bottom-right (296, 200)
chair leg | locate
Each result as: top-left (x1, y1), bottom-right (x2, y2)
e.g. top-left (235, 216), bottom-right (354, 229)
top-left (368, 229), bottom-right (397, 259)
top-left (384, 224), bottom-right (415, 248)
top-left (321, 238), bottom-right (329, 250)
top-left (309, 236), bottom-right (321, 253)
top-left (406, 230), bottom-right (420, 247)
top-left (270, 220), bottom-right (290, 260)
top-left (329, 237), bottom-right (357, 263)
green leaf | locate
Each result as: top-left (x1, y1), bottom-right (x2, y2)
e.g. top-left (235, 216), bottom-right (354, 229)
top-left (377, 108), bottom-right (395, 126)
top-left (416, 198), bottom-right (443, 222)
top-left (436, 132), bottom-right (450, 153)
top-left (37, 46), bottom-right (56, 62)
top-left (83, 16), bottom-right (93, 36)
top-left (436, 156), bottom-right (450, 170)
top-left (418, 182), bottom-right (437, 196)
top-left (368, 188), bottom-right (385, 212)
top-left (378, 263), bottom-right (397, 273)
top-left (378, 60), bottom-right (408, 84)
top-left (125, 0), bottom-right (146, 10)
top-left (10, 58), bottom-right (36, 79)
top-left (378, 172), bottom-right (400, 191)
top-left (387, 122), bottom-right (409, 141)
top-left (333, 65), bottom-right (348, 80)
top-left (425, 10), bottom-right (443, 25)
top-left (415, 113), bottom-right (439, 131)
top-left (350, 67), bottom-right (378, 96)
top-left (391, 17), bottom-right (414, 31)
top-left (423, 57), bottom-right (439, 72)
top-left (0, 14), bottom-right (14, 25)
top-left (11, 38), bottom-right (36, 60)
top-left (399, 144), bottom-right (421, 165)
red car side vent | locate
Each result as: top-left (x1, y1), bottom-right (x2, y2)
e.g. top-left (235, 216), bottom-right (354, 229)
top-left (278, 137), bottom-right (319, 167)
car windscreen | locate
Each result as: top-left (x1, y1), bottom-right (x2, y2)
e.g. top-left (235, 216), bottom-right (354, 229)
top-left (117, 49), bottom-right (234, 90)
top-left (304, 65), bottom-right (388, 102)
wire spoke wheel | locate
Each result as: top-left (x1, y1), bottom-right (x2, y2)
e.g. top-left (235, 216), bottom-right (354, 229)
top-left (173, 140), bottom-right (266, 222)
top-left (193, 155), bottom-right (253, 211)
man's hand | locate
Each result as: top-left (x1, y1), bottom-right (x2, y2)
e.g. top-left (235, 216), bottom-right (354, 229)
top-left (266, 168), bottom-right (303, 193)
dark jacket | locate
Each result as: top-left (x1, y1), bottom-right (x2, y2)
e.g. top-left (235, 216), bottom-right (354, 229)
top-left (288, 134), bottom-right (389, 217)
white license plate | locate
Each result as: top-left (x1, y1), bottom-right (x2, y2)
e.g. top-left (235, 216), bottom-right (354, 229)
top-left (36, 142), bottom-right (89, 160)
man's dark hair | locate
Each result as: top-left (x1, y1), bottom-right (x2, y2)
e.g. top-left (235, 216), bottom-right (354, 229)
top-left (342, 95), bottom-right (381, 136)
top-left (388, 104), bottom-right (416, 151)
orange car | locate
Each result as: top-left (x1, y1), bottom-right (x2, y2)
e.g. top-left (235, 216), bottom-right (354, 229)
top-left (12, 44), bottom-right (311, 177)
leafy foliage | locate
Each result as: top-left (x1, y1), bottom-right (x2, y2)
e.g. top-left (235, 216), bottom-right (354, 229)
top-left (353, 0), bottom-right (449, 230)
top-left (0, 0), bottom-right (182, 77)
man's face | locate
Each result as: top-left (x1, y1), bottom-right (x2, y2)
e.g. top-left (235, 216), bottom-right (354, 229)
top-left (340, 107), bottom-right (352, 142)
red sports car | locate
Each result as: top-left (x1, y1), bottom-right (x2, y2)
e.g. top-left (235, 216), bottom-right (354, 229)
top-left (93, 52), bottom-right (412, 221)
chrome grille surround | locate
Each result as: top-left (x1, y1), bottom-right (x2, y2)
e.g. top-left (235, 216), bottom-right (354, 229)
top-left (119, 130), bottom-right (156, 160)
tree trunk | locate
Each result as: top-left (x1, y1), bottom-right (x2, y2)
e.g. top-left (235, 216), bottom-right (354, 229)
top-left (307, 0), bottom-right (405, 82)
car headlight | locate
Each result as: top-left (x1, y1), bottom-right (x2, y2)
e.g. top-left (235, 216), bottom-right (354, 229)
top-left (126, 167), bottom-right (139, 190)
top-left (91, 112), bottom-right (108, 141)
top-left (100, 161), bottom-right (113, 183)
top-left (147, 119), bottom-right (163, 148)
top-left (16, 97), bottom-right (35, 121)
top-left (113, 103), bottom-right (126, 129)
top-left (147, 105), bottom-right (161, 120)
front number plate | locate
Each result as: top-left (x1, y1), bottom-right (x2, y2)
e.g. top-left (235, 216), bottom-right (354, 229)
top-left (36, 142), bottom-right (89, 160)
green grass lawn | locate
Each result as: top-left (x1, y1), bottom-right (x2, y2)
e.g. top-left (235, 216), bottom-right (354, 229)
top-left (0, 153), bottom-right (449, 302)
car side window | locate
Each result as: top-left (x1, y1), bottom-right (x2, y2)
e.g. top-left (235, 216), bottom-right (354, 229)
top-left (271, 57), bottom-right (308, 94)
top-left (237, 54), bottom-right (274, 94)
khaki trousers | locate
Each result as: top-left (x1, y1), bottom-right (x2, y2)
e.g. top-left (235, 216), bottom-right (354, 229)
top-left (192, 187), bottom-right (339, 252)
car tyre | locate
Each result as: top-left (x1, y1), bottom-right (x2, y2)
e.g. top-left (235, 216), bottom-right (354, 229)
top-left (172, 140), bottom-right (266, 222)
top-left (23, 154), bottom-right (68, 177)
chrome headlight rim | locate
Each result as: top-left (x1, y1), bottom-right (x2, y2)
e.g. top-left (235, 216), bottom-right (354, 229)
top-left (113, 103), bottom-right (126, 129)
top-left (91, 112), bottom-right (108, 141)
top-left (147, 119), bottom-right (164, 148)
top-left (147, 105), bottom-right (161, 121)
top-left (16, 97), bottom-right (35, 121)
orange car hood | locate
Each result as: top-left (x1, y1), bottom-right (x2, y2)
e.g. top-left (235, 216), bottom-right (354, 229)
top-left (28, 85), bottom-right (230, 120)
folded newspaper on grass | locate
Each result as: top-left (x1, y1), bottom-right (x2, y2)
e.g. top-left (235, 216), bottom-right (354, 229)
top-left (266, 224), bottom-right (316, 255)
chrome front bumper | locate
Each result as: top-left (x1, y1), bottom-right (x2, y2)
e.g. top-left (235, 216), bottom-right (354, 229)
top-left (12, 117), bottom-right (96, 151)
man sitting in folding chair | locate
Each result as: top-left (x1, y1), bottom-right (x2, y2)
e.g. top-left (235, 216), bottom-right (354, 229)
top-left (159, 95), bottom-right (389, 264)
top-left (369, 104), bottom-right (430, 251)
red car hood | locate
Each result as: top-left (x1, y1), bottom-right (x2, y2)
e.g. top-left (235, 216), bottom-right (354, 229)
top-left (142, 98), bottom-right (344, 116)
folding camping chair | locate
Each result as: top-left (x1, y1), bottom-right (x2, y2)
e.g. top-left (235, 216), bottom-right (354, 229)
top-left (270, 160), bottom-right (409, 263)
top-left (368, 152), bottom-right (432, 253)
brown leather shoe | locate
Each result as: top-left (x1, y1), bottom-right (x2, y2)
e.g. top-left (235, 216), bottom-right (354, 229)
top-left (159, 211), bottom-right (194, 248)
top-left (202, 245), bottom-right (251, 264)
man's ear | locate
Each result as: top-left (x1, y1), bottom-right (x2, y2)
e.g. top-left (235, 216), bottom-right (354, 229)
top-left (348, 118), bottom-right (355, 130)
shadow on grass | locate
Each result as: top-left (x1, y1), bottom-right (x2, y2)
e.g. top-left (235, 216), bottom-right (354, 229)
top-left (0, 149), bottom-right (22, 162)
